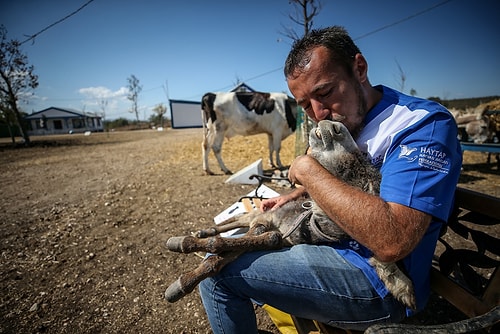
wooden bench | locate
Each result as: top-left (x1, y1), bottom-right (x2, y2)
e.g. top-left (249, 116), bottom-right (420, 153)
top-left (460, 142), bottom-right (500, 169)
top-left (283, 187), bottom-right (500, 333)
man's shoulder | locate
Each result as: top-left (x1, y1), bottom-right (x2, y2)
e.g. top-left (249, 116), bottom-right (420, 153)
top-left (380, 85), bottom-right (449, 116)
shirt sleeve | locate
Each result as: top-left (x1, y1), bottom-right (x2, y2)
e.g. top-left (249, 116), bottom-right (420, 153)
top-left (379, 111), bottom-right (463, 222)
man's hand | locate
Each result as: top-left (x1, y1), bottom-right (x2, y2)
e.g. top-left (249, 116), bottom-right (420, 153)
top-left (260, 187), bottom-right (308, 212)
top-left (260, 196), bottom-right (287, 212)
top-left (288, 154), bottom-right (316, 186)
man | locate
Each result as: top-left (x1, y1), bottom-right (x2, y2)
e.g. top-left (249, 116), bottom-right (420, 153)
top-left (199, 26), bottom-right (462, 333)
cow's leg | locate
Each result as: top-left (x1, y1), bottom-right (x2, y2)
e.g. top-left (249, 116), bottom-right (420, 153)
top-left (274, 145), bottom-right (283, 169)
top-left (266, 134), bottom-right (276, 168)
top-left (211, 131), bottom-right (232, 175)
top-left (166, 230), bottom-right (283, 254)
top-left (202, 133), bottom-right (214, 175)
top-left (165, 250), bottom-right (242, 302)
top-left (269, 134), bottom-right (284, 169)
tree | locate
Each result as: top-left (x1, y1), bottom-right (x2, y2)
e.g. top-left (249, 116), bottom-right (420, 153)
top-left (99, 98), bottom-right (109, 132)
top-left (152, 103), bottom-right (167, 127)
top-left (126, 74), bottom-right (142, 122)
top-left (395, 60), bottom-right (418, 97)
top-left (0, 101), bottom-right (17, 142)
top-left (0, 25), bottom-right (38, 145)
top-left (99, 98), bottom-right (107, 119)
top-left (395, 59), bottom-right (406, 93)
top-left (280, 0), bottom-right (322, 156)
top-left (280, 0), bottom-right (322, 41)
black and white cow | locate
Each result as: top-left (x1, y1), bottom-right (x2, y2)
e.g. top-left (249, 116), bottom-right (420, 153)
top-left (201, 91), bottom-right (297, 175)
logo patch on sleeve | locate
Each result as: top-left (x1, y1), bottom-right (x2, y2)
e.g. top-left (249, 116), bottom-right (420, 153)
top-left (398, 145), bottom-right (451, 174)
top-left (398, 145), bottom-right (418, 161)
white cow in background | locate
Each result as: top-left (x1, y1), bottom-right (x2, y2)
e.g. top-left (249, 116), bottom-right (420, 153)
top-left (201, 91), bottom-right (298, 175)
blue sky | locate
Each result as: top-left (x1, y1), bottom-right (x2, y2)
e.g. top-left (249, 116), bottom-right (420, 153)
top-left (2, 0), bottom-right (499, 120)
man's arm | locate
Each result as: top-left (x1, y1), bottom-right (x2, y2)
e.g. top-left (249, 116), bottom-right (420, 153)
top-left (289, 154), bottom-right (431, 262)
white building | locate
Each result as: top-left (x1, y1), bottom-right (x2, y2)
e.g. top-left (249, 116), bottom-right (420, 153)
top-left (25, 107), bottom-right (103, 135)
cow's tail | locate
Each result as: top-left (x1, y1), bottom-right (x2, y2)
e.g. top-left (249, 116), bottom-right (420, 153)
top-left (201, 104), bottom-right (208, 137)
top-left (201, 94), bottom-right (208, 137)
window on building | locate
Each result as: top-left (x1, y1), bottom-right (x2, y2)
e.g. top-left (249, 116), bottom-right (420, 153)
top-left (72, 119), bottom-right (84, 128)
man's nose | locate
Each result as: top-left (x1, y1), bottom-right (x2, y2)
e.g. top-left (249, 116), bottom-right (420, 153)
top-left (310, 101), bottom-right (330, 121)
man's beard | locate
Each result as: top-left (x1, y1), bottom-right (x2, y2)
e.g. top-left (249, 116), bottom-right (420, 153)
top-left (349, 81), bottom-right (368, 140)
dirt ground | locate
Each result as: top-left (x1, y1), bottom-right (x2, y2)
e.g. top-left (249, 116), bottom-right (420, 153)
top-left (1, 128), bottom-right (499, 334)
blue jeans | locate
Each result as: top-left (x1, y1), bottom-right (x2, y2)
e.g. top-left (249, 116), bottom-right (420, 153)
top-left (199, 244), bottom-right (406, 333)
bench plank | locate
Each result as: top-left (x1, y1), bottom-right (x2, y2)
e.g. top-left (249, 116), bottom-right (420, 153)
top-left (454, 187), bottom-right (500, 220)
top-left (460, 143), bottom-right (500, 154)
top-left (430, 267), bottom-right (491, 317)
top-left (483, 267), bottom-right (500, 309)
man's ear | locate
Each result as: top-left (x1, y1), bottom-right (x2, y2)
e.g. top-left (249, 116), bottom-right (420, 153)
top-left (353, 53), bottom-right (368, 83)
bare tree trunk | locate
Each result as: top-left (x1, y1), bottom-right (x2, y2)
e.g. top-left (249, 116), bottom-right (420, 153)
top-left (6, 121), bottom-right (16, 145)
top-left (290, 0), bottom-right (320, 157)
top-left (13, 105), bottom-right (30, 145)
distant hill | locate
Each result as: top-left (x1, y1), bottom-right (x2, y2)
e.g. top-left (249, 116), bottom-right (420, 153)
top-left (428, 95), bottom-right (500, 110)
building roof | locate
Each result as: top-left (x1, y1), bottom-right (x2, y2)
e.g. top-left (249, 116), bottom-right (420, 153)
top-left (25, 107), bottom-right (101, 119)
top-left (230, 82), bottom-right (256, 92)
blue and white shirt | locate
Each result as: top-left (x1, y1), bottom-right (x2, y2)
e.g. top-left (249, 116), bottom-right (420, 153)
top-left (336, 85), bottom-right (462, 316)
